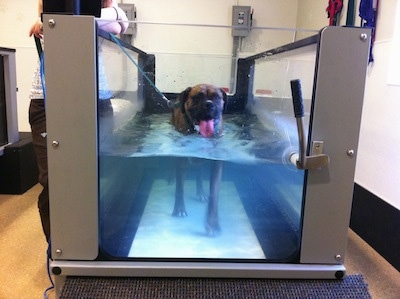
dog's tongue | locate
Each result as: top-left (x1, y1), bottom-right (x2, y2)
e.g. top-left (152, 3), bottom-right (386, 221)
top-left (199, 120), bottom-right (215, 138)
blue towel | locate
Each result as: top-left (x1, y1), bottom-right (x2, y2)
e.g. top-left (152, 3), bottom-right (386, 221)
top-left (359, 0), bottom-right (377, 63)
top-left (359, 0), bottom-right (374, 27)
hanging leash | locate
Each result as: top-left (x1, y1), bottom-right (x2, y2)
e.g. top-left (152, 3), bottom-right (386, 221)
top-left (359, 0), bottom-right (379, 63)
top-left (326, 0), bottom-right (343, 26)
top-left (109, 33), bottom-right (172, 108)
top-left (34, 36), bottom-right (46, 100)
top-left (34, 35), bottom-right (43, 57)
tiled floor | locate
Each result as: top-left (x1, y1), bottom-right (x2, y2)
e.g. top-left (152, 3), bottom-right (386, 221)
top-left (0, 184), bottom-right (399, 299)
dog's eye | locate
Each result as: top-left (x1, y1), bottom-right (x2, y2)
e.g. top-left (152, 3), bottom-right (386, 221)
top-left (207, 91), bottom-right (221, 100)
top-left (192, 92), bottom-right (206, 102)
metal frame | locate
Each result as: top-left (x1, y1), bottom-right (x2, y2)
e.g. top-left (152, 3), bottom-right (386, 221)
top-left (0, 47), bottom-right (18, 155)
top-left (44, 15), bottom-right (98, 260)
top-left (44, 14), bottom-right (371, 296)
top-left (300, 27), bottom-right (370, 264)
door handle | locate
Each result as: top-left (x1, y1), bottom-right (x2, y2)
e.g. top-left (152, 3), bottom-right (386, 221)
top-left (290, 79), bottom-right (330, 170)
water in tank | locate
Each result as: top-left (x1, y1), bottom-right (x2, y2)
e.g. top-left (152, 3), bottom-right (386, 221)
top-left (96, 24), bottom-right (315, 263)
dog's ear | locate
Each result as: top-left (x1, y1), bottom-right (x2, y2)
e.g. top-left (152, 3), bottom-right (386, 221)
top-left (179, 87), bottom-right (192, 113)
top-left (220, 88), bottom-right (228, 112)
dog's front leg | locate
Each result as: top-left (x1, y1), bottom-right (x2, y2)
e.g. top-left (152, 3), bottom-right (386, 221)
top-left (205, 160), bottom-right (223, 236)
top-left (172, 158), bottom-right (188, 217)
top-left (195, 165), bottom-right (208, 202)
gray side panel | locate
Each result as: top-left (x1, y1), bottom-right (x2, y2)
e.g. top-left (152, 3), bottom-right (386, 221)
top-left (300, 27), bottom-right (371, 264)
top-left (44, 15), bottom-right (98, 260)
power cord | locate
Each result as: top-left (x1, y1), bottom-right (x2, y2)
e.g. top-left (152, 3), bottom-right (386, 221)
top-left (43, 240), bottom-right (54, 299)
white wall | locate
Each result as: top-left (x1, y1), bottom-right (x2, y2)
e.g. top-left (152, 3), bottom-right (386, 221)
top-left (1, 0), bottom-right (399, 211)
top-left (125, 0), bottom-right (304, 93)
top-left (296, 0), bottom-right (328, 40)
top-left (355, 0), bottom-right (400, 211)
top-left (0, 0), bottom-right (298, 132)
top-left (1, 0), bottom-right (327, 129)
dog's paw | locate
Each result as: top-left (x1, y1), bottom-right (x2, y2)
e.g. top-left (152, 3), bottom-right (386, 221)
top-left (172, 208), bottom-right (188, 217)
top-left (166, 172), bottom-right (175, 185)
top-left (197, 192), bottom-right (209, 203)
top-left (205, 221), bottom-right (221, 237)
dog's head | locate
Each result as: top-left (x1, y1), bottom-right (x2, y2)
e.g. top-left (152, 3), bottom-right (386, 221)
top-left (178, 84), bottom-right (226, 137)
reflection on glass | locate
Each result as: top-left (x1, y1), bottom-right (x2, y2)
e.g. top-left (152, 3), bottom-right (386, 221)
top-left (98, 25), bottom-right (315, 262)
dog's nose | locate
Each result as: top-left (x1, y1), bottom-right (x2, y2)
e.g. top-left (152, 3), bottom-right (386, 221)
top-left (205, 100), bottom-right (214, 109)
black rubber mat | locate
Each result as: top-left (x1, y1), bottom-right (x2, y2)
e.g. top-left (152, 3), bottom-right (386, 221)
top-left (59, 274), bottom-right (371, 298)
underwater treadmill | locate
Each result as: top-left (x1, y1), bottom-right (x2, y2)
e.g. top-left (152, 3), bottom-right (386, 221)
top-left (42, 14), bottom-right (371, 295)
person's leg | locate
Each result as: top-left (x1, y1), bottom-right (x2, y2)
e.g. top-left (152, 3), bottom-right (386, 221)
top-left (29, 99), bottom-right (50, 242)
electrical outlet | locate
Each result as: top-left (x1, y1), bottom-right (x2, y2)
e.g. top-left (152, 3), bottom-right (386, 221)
top-left (119, 3), bottom-right (136, 35)
top-left (232, 6), bottom-right (252, 37)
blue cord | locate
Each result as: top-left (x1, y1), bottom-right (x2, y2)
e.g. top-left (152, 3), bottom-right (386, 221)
top-left (108, 33), bottom-right (171, 106)
top-left (43, 241), bottom-right (54, 299)
top-left (40, 51), bottom-right (46, 101)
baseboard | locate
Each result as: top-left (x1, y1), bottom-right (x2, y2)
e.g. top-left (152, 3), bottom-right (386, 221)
top-left (350, 183), bottom-right (400, 271)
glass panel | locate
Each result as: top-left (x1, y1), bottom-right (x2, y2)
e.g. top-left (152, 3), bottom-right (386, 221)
top-left (97, 35), bottom-right (143, 148)
top-left (98, 23), bottom-right (316, 262)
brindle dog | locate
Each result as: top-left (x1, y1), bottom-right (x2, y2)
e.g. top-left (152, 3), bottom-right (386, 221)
top-left (170, 84), bottom-right (226, 235)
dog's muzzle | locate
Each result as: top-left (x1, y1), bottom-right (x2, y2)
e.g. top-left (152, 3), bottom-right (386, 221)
top-left (192, 100), bottom-right (222, 138)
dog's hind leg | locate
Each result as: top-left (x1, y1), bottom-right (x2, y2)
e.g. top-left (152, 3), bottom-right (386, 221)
top-left (172, 158), bottom-right (188, 217)
top-left (205, 160), bottom-right (223, 236)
